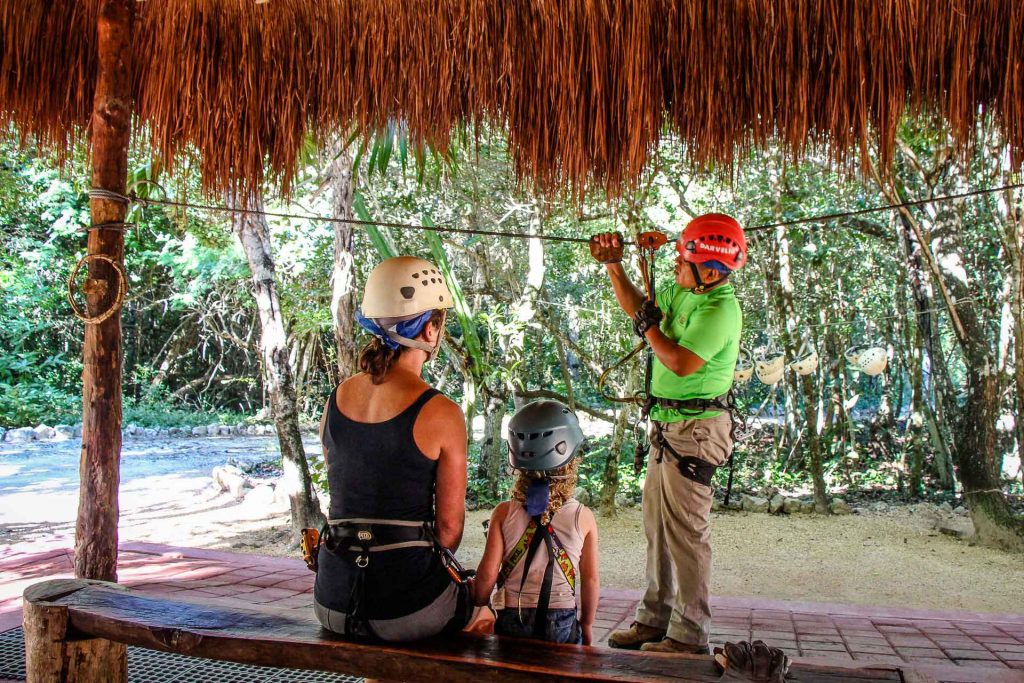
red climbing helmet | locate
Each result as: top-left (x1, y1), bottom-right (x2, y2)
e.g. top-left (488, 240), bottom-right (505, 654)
top-left (677, 213), bottom-right (747, 271)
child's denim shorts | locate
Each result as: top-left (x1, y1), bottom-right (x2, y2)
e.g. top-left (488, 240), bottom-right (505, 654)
top-left (495, 607), bottom-right (582, 644)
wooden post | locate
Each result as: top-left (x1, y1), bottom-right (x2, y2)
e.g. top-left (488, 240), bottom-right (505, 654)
top-left (22, 580), bottom-right (127, 682)
top-left (75, 0), bottom-right (135, 581)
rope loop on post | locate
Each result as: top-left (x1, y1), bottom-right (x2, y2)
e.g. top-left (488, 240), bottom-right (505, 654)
top-left (87, 188), bottom-right (132, 205)
top-left (67, 254), bottom-right (128, 325)
top-left (77, 222), bottom-right (137, 233)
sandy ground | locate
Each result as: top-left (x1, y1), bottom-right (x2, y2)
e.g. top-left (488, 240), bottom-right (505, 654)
top-left (457, 508), bottom-right (1024, 614)
top-left (2, 438), bottom-right (1021, 615)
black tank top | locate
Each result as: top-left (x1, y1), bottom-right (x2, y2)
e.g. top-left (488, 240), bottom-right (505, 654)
top-left (314, 384), bottom-right (452, 619)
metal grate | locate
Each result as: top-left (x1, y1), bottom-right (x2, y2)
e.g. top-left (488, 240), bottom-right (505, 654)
top-left (0, 628), bottom-right (362, 683)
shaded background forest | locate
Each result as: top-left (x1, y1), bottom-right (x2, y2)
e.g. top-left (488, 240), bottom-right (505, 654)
top-left (2, 122), bottom-right (1022, 534)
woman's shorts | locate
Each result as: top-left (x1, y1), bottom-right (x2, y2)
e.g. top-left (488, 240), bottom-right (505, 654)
top-left (495, 607), bottom-right (582, 644)
top-left (315, 581), bottom-right (469, 642)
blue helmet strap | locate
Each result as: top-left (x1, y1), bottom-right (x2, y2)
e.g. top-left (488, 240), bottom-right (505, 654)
top-left (356, 310), bottom-right (440, 358)
top-left (525, 479), bottom-right (551, 517)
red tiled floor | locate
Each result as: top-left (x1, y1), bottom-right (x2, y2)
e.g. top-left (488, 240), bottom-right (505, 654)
top-left (2, 539), bottom-right (1023, 681)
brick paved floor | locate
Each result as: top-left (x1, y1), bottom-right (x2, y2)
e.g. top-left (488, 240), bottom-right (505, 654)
top-left (2, 539), bottom-right (1022, 682)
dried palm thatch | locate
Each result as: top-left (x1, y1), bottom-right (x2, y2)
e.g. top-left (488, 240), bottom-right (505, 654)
top-left (1, 0), bottom-right (1022, 198)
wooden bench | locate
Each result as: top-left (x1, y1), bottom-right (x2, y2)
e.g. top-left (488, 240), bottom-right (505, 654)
top-left (23, 579), bottom-right (924, 682)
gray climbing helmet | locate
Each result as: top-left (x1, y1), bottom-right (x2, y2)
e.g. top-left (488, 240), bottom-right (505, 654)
top-left (507, 400), bottom-right (585, 473)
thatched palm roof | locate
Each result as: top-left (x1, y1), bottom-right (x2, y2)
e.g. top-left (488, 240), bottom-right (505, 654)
top-left (2, 1), bottom-right (1022, 197)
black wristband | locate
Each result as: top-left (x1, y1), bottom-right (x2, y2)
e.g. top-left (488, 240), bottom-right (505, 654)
top-left (633, 299), bottom-right (663, 338)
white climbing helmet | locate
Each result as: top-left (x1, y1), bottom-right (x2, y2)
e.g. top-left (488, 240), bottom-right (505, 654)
top-left (789, 342), bottom-right (819, 376)
top-left (734, 348), bottom-right (754, 384)
top-left (845, 344), bottom-right (888, 376)
top-left (361, 256), bottom-right (454, 320)
top-left (855, 346), bottom-right (888, 376)
top-left (755, 347), bottom-right (786, 385)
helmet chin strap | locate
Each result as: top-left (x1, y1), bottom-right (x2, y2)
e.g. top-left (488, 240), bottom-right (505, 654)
top-left (384, 310), bottom-right (445, 361)
top-left (688, 262), bottom-right (728, 294)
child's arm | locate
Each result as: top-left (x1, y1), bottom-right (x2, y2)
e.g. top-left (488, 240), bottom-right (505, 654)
top-left (578, 506), bottom-right (600, 646)
top-left (472, 502), bottom-right (510, 606)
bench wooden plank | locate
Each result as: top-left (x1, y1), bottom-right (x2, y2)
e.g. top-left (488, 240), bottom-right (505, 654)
top-left (26, 580), bottom-right (903, 683)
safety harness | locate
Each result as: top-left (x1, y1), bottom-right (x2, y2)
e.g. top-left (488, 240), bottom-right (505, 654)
top-left (305, 517), bottom-right (472, 637)
top-left (496, 513), bottom-right (577, 640)
top-left (596, 230), bottom-right (744, 500)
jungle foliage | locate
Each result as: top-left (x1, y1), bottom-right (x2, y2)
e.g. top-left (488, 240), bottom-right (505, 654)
top-left (1, 124), bottom-right (1022, 541)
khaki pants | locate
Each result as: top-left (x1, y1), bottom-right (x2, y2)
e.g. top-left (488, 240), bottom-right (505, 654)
top-left (635, 411), bottom-right (732, 646)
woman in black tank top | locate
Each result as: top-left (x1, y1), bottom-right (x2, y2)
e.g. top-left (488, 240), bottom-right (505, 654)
top-left (313, 256), bottom-right (470, 641)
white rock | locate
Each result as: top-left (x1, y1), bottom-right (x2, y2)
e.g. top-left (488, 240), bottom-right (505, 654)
top-left (799, 499), bottom-right (816, 514)
top-left (614, 493), bottom-right (633, 508)
top-left (33, 424), bottom-right (56, 440)
top-left (244, 483), bottom-right (278, 508)
top-left (212, 465), bottom-right (253, 499)
top-left (953, 506), bottom-right (968, 517)
top-left (143, 428), bottom-right (158, 438)
top-left (273, 483), bottom-right (294, 506)
top-left (830, 498), bottom-right (851, 515)
top-left (206, 423), bottom-right (220, 436)
top-left (218, 425), bottom-right (232, 436)
top-left (939, 502), bottom-right (954, 515)
top-left (741, 494), bottom-right (769, 513)
top-left (6, 427), bottom-right (36, 442)
top-left (191, 426), bottom-right (206, 437)
top-left (768, 494), bottom-right (786, 514)
top-left (55, 424), bottom-right (74, 437)
top-left (782, 497), bottom-right (802, 514)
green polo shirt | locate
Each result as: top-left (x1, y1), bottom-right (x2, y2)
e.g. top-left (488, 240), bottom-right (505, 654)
top-left (649, 282), bottom-right (742, 422)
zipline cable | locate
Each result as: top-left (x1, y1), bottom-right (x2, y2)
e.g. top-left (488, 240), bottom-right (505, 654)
top-left (89, 180), bottom-right (1024, 246)
top-left (745, 182), bottom-right (1024, 232)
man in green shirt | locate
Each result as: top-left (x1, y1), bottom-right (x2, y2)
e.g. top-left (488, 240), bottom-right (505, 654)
top-left (590, 213), bottom-right (746, 655)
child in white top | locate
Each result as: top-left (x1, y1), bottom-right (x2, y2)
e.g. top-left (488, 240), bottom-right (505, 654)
top-left (472, 400), bottom-right (599, 645)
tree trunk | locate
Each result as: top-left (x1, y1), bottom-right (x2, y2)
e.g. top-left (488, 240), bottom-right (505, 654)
top-left (906, 319), bottom-right (926, 497)
top-left (479, 389), bottom-right (507, 498)
top-left (330, 143), bottom-right (360, 381)
top-left (231, 194), bottom-right (325, 533)
top-left (599, 402), bottom-right (631, 517)
top-left (75, 0), bottom-right (134, 582)
top-left (957, 368), bottom-right (1024, 550)
top-left (761, 219), bottom-right (829, 512)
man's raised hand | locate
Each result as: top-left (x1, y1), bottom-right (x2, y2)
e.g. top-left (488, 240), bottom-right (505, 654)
top-left (589, 231), bottom-right (624, 264)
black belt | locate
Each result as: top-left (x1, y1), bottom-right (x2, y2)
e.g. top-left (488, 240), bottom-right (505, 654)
top-left (324, 518), bottom-right (434, 554)
top-left (651, 394), bottom-right (730, 413)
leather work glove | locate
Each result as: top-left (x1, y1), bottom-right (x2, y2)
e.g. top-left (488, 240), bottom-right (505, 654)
top-left (713, 640), bottom-right (791, 683)
top-left (632, 299), bottom-right (663, 338)
top-left (589, 231), bottom-right (624, 264)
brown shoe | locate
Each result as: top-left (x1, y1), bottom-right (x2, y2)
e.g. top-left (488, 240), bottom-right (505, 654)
top-left (640, 637), bottom-right (711, 655)
top-left (607, 622), bottom-right (667, 650)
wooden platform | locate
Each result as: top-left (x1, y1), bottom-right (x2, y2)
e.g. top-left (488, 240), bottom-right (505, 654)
top-left (17, 579), bottom-right (943, 682)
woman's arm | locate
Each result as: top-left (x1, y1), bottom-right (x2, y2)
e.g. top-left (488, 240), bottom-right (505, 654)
top-left (578, 506), bottom-right (600, 646)
top-left (472, 503), bottom-right (509, 606)
top-left (432, 397), bottom-right (468, 550)
top-left (319, 397), bottom-right (331, 461)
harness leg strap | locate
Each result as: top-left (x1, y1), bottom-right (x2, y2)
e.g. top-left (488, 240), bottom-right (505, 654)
top-left (653, 422), bottom-right (720, 488)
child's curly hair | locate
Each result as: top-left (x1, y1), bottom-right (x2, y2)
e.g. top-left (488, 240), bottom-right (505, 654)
top-left (509, 458), bottom-right (580, 525)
